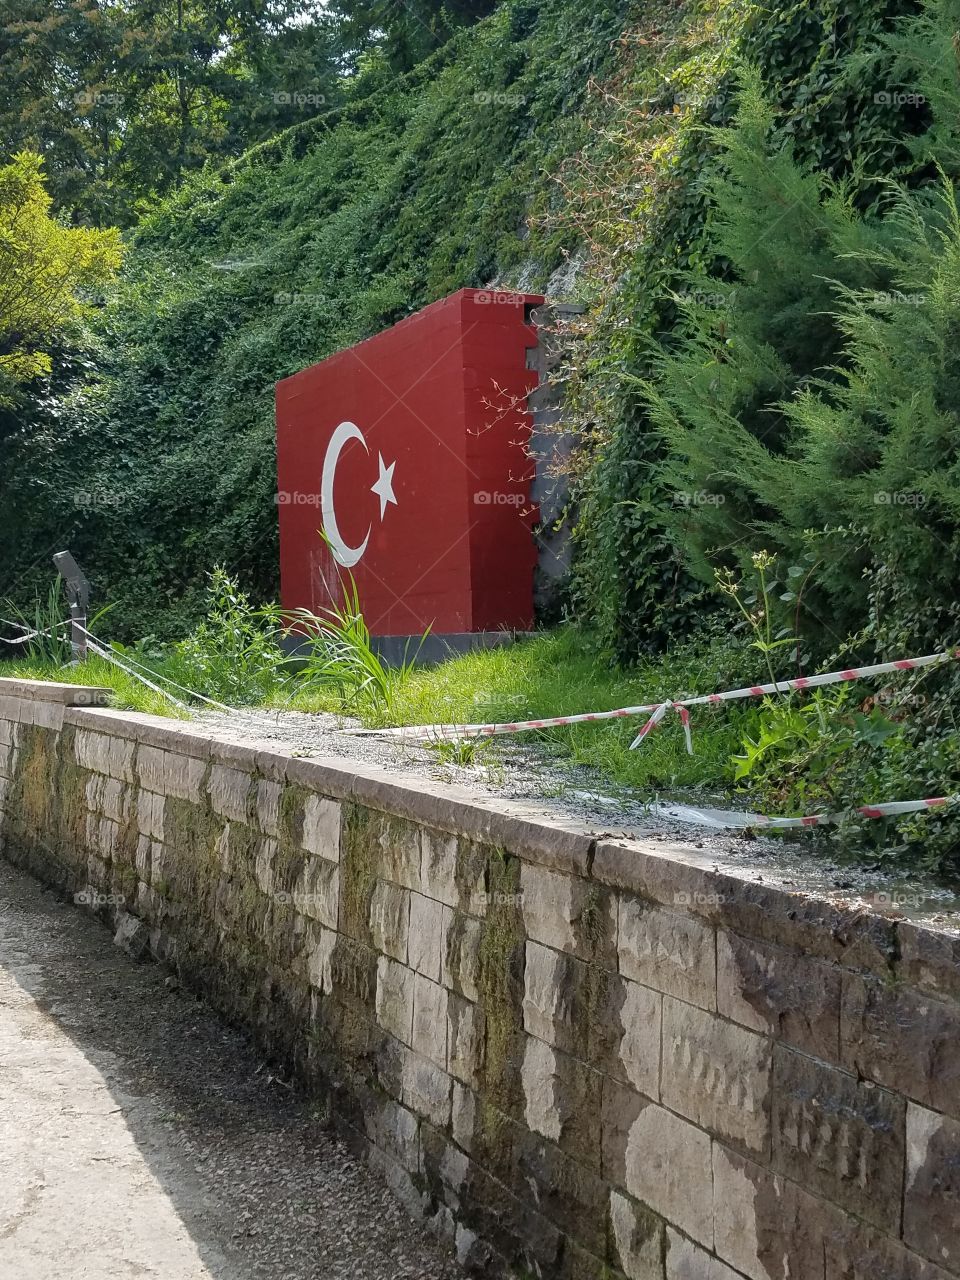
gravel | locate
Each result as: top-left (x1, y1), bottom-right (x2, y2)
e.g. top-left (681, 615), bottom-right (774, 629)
top-left (0, 861), bottom-right (466, 1280)
top-left (189, 706), bottom-right (960, 927)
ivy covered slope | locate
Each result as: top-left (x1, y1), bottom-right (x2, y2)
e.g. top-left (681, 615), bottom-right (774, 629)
top-left (571, 0), bottom-right (960, 661)
top-left (0, 0), bottom-right (639, 638)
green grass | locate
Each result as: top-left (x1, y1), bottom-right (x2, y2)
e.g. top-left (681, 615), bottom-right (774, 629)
top-left (1, 654), bottom-right (191, 719)
top-left (1, 626), bottom-right (756, 797)
top-left (280, 626), bottom-right (755, 795)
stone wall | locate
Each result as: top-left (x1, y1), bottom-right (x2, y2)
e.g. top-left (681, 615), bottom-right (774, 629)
top-left (1, 676), bottom-right (958, 1280)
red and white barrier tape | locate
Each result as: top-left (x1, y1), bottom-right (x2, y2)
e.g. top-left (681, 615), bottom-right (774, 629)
top-left (654, 795), bottom-right (956, 831)
top-left (353, 647), bottom-right (959, 745)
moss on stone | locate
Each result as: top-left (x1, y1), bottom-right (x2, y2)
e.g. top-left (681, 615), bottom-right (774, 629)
top-left (477, 850), bottom-right (525, 1112)
top-left (339, 803), bottom-right (380, 943)
top-left (279, 783), bottom-right (308, 845)
top-left (163, 795), bottom-right (225, 916)
top-left (16, 724), bottom-right (54, 839)
top-left (577, 883), bottom-right (615, 965)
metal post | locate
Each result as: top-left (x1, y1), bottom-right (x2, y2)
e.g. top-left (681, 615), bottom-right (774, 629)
top-left (53, 551), bottom-right (90, 663)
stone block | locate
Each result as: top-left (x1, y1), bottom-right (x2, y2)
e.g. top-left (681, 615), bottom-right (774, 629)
top-left (136, 881), bottom-right (163, 926)
top-left (113, 910), bottom-right (149, 959)
top-left (136, 789), bottom-right (165, 841)
top-left (85, 812), bottom-right (120, 860)
top-left (523, 938), bottom-right (568, 1044)
top-left (771, 1045), bottom-right (904, 1228)
top-left (507, 1124), bottom-right (610, 1258)
top-left (409, 891), bottom-right (446, 981)
top-left (367, 1143), bottom-right (428, 1220)
top-left (520, 939), bottom-right (624, 1073)
top-left (824, 1216), bottom-right (956, 1280)
top-left (401, 1049), bottom-right (452, 1127)
top-left (520, 1037), bottom-right (603, 1170)
top-left (666, 1229), bottom-right (744, 1280)
top-left (609, 1191), bottom-right (664, 1280)
top-left (364, 1096), bottom-right (421, 1175)
top-left (375, 812), bottom-right (422, 891)
top-left (904, 1101), bottom-right (960, 1272)
top-left (520, 862), bottom-right (617, 967)
top-left (369, 879), bottom-right (410, 963)
top-left (302, 793), bottom-right (341, 861)
top-left (84, 772), bottom-right (102, 812)
top-left (134, 834), bottom-right (159, 882)
top-left (254, 837), bottom-right (277, 896)
top-left (841, 973), bottom-right (960, 1117)
top-left (150, 841), bottom-right (173, 893)
top-left (717, 930), bottom-right (841, 1062)
top-left (713, 1143), bottom-right (836, 1280)
top-left (448, 992), bottom-right (484, 1088)
top-left (330, 937), bottom-right (378, 1008)
top-left (137, 745), bottom-right (204, 800)
top-left (421, 828), bottom-right (459, 906)
top-left (421, 1121), bottom-right (471, 1204)
top-left (443, 910), bottom-right (482, 1001)
top-left (75, 729), bottom-right (136, 782)
top-left (206, 763), bottom-right (252, 822)
top-left (897, 922), bottom-right (960, 1004)
top-left (455, 838), bottom-right (490, 918)
top-left (376, 956), bottom-right (414, 1044)
top-left (461, 1157), bottom-right (563, 1275)
top-left (0, 677), bottom-right (109, 706)
top-left (602, 1077), bottom-right (646, 1186)
top-left (256, 778), bottom-right (282, 837)
top-left (0, 696), bottom-right (21, 724)
top-left (619, 896), bottom-right (716, 1011)
top-left (306, 926), bottom-right (336, 994)
top-left (451, 1082), bottom-right (477, 1153)
top-left (596, 838), bottom-right (899, 979)
top-left (412, 973), bottom-right (448, 1067)
top-left (615, 980), bottom-right (661, 1100)
top-left (99, 776), bottom-right (130, 824)
top-left (661, 997), bottom-right (771, 1156)
top-left (293, 857), bottom-right (339, 930)
top-left (17, 698), bottom-right (65, 730)
top-left (622, 1100), bottom-right (713, 1248)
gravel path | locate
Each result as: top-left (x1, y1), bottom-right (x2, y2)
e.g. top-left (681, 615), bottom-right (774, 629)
top-left (0, 860), bottom-right (465, 1280)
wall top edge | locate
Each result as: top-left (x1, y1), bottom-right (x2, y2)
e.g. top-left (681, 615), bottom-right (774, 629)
top-left (0, 676), bottom-right (112, 706)
top-left (4, 688), bottom-right (959, 958)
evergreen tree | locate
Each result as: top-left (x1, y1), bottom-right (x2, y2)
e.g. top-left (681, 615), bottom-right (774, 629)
top-left (642, 39), bottom-right (960, 643)
top-left (332, 0), bottom-right (497, 72)
top-left (641, 71), bottom-right (889, 594)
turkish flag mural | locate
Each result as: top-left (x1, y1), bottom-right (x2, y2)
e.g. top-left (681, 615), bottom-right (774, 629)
top-left (275, 288), bottom-right (542, 636)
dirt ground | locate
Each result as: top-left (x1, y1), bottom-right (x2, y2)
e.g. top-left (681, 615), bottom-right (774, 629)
top-left (0, 859), bottom-right (466, 1280)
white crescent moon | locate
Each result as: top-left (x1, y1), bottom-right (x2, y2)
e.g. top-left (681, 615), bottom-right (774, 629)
top-left (321, 420), bottom-right (370, 568)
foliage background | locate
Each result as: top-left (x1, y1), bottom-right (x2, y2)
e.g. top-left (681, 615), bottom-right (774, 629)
top-left (0, 0), bottom-right (637, 638)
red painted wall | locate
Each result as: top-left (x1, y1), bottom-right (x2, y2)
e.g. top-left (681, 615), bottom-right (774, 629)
top-left (275, 288), bottom-right (541, 636)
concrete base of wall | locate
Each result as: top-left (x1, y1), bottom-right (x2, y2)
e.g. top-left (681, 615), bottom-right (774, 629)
top-left (281, 630), bottom-right (526, 668)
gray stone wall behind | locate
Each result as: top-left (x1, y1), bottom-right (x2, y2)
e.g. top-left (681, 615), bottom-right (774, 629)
top-left (0, 677), bottom-right (958, 1280)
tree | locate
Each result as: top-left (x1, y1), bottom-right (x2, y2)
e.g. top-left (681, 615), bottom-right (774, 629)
top-left (0, 152), bottom-right (122, 392)
top-left (332, 0), bottom-right (497, 72)
top-left (0, 0), bottom-right (340, 226)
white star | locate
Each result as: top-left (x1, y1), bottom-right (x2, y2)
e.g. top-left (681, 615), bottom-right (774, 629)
top-left (370, 452), bottom-right (398, 522)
